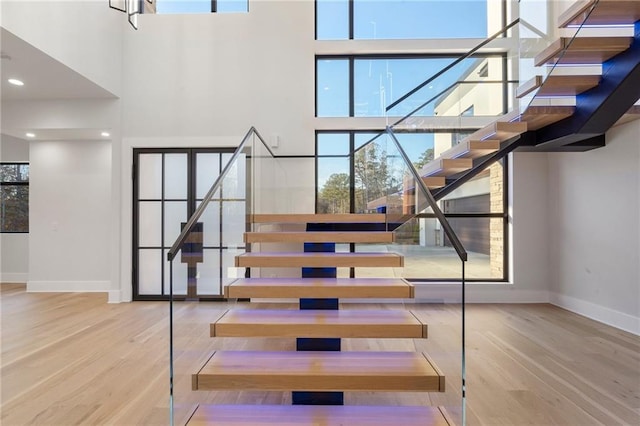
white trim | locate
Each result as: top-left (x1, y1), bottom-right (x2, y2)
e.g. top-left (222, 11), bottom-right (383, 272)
top-left (108, 290), bottom-right (122, 303)
top-left (550, 292), bottom-right (640, 336)
top-left (27, 280), bottom-right (111, 293)
top-left (1, 273), bottom-right (28, 283)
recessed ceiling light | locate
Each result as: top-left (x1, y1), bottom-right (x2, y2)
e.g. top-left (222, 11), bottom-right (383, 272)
top-left (8, 78), bottom-right (24, 86)
top-left (101, 132), bottom-right (110, 137)
top-left (25, 132), bottom-right (35, 138)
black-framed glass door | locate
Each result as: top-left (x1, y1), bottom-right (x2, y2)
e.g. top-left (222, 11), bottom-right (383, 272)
top-left (132, 148), bottom-right (245, 301)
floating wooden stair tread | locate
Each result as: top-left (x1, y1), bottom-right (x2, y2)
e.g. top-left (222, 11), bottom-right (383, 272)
top-left (244, 231), bottom-right (394, 243)
top-left (212, 309), bottom-right (427, 338)
top-left (534, 36), bottom-right (633, 66)
top-left (225, 278), bottom-right (415, 299)
top-left (188, 404), bottom-right (453, 426)
top-left (440, 139), bottom-right (500, 160)
top-left (251, 214), bottom-right (386, 223)
top-left (193, 350), bottom-right (445, 392)
top-left (468, 120), bottom-right (527, 142)
top-left (517, 75), bottom-right (601, 98)
top-left (235, 252), bottom-right (404, 268)
top-left (518, 105), bottom-right (576, 130)
top-left (559, 0), bottom-right (640, 28)
top-left (420, 158), bottom-right (473, 177)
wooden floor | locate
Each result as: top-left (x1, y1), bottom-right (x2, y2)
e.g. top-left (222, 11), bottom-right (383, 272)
top-left (1, 284), bottom-right (639, 425)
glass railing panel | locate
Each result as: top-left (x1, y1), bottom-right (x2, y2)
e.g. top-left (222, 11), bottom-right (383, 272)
top-left (167, 128), bottom-right (290, 425)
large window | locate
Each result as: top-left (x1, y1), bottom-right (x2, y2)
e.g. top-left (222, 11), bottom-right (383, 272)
top-left (316, 131), bottom-right (507, 281)
top-left (0, 163), bottom-right (29, 233)
top-left (317, 0), bottom-right (498, 40)
top-left (316, 55), bottom-right (510, 118)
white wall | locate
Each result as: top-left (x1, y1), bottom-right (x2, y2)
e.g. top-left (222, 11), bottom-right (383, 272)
top-left (547, 120), bottom-right (640, 334)
top-left (0, 134), bottom-right (29, 282)
top-left (28, 140), bottom-right (112, 293)
top-left (0, 0), bottom-right (124, 96)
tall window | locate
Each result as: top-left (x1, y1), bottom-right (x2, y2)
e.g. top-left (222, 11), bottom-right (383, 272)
top-left (316, 131), bottom-right (507, 281)
top-left (0, 163), bottom-right (29, 233)
top-left (317, 0), bottom-right (496, 40)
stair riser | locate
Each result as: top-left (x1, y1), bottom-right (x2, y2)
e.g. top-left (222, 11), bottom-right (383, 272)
top-left (236, 257), bottom-right (404, 268)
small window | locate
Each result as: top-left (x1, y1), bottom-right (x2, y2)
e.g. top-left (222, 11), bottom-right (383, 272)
top-left (0, 163), bottom-right (29, 233)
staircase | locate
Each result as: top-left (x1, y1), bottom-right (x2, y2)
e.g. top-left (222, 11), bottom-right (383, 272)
top-left (189, 213), bottom-right (453, 425)
top-left (176, 2), bottom-right (640, 425)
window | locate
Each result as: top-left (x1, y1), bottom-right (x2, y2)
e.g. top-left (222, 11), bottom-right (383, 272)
top-left (317, 0), bottom-right (497, 40)
top-left (0, 163), bottom-right (29, 233)
top-left (315, 132), bottom-right (508, 281)
top-left (154, 0), bottom-right (248, 14)
top-left (316, 55), bottom-right (509, 118)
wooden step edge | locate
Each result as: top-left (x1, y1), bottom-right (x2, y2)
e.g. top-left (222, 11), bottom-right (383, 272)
top-left (537, 74), bottom-right (601, 97)
top-left (534, 36), bottom-right (633, 67)
top-left (188, 404), bottom-right (454, 426)
top-left (409, 310), bottom-right (428, 338)
top-left (250, 213), bottom-right (386, 224)
top-left (211, 309), bottom-right (428, 339)
top-left (224, 278), bottom-right (416, 299)
top-left (422, 352), bottom-right (446, 392)
top-left (244, 231), bottom-right (395, 244)
top-left (421, 158), bottom-right (473, 177)
top-left (516, 75), bottom-right (542, 98)
top-left (235, 252), bottom-right (405, 268)
top-left (558, 0), bottom-right (596, 28)
top-left (192, 351), bottom-right (215, 391)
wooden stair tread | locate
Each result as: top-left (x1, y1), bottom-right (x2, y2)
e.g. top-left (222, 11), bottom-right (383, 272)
top-left (534, 36), bottom-right (633, 66)
top-left (516, 105), bottom-right (576, 130)
top-left (212, 309), bottom-right (427, 338)
top-left (251, 214), bottom-right (386, 223)
top-left (225, 278), bottom-right (415, 299)
top-left (188, 404), bottom-right (452, 426)
top-left (559, 0), bottom-right (640, 28)
top-left (235, 252), bottom-right (404, 268)
top-left (467, 120), bottom-right (527, 142)
top-left (517, 75), bottom-right (601, 98)
top-left (244, 231), bottom-right (394, 243)
top-left (420, 158), bottom-right (473, 177)
top-left (193, 351), bottom-right (445, 392)
top-left (440, 139), bottom-right (500, 160)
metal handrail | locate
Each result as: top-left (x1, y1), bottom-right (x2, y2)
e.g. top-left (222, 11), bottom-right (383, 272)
top-left (166, 126), bottom-right (274, 262)
top-left (386, 18), bottom-right (520, 113)
top-left (385, 127), bottom-right (468, 262)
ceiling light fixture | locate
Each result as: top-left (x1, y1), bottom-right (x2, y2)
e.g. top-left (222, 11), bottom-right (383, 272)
top-left (25, 132), bottom-right (35, 138)
top-left (101, 132), bottom-right (110, 137)
top-left (8, 78), bottom-right (24, 86)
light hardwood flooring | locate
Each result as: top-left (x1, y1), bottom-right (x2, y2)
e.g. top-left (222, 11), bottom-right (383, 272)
top-left (1, 284), bottom-right (639, 425)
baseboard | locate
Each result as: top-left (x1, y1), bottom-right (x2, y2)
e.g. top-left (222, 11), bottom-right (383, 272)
top-left (550, 292), bottom-right (640, 336)
top-left (27, 280), bottom-right (111, 293)
top-left (108, 290), bottom-right (122, 303)
top-left (1, 273), bottom-right (28, 283)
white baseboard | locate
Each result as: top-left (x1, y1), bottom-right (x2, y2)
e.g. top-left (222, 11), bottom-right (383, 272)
top-left (27, 280), bottom-right (111, 293)
top-left (108, 290), bottom-right (122, 303)
top-left (550, 292), bottom-right (640, 336)
top-left (1, 273), bottom-right (28, 283)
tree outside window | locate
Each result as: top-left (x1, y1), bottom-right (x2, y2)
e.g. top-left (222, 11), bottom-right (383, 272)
top-left (0, 163), bottom-right (29, 233)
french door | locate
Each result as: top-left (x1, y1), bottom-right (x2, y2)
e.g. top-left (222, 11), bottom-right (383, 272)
top-left (132, 148), bottom-right (246, 301)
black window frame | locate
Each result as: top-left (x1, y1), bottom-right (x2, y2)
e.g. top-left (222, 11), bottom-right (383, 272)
top-left (0, 162), bottom-right (29, 234)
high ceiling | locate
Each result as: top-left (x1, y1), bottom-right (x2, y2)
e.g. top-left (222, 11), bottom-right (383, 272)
top-left (1, 28), bottom-right (117, 141)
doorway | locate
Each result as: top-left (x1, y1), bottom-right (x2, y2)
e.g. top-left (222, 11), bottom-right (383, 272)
top-left (132, 148), bottom-right (245, 300)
